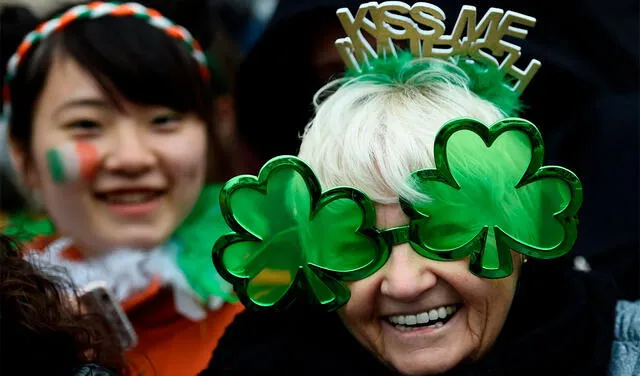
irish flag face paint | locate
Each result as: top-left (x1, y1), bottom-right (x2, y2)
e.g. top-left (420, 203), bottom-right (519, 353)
top-left (46, 141), bottom-right (100, 184)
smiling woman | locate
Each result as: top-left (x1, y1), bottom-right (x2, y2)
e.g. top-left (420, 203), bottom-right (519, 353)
top-left (16, 52), bottom-right (208, 253)
top-left (201, 2), bottom-right (635, 376)
top-left (8, 7), bottom-right (212, 253)
top-left (3, 2), bottom-right (242, 375)
top-left (292, 58), bottom-right (524, 374)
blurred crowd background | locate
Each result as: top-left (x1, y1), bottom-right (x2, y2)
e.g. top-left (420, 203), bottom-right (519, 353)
top-left (0, 0), bottom-right (637, 374)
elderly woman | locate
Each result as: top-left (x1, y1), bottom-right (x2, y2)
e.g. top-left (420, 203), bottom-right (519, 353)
top-left (203, 2), bottom-right (639, 375)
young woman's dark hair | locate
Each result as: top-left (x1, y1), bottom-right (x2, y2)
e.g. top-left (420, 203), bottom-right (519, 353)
top-left (0, 234), bottom-right (127, 375)
top-left (8, 14), bottom-right (212, 145)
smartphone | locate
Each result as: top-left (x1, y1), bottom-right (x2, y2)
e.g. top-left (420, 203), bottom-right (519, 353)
top-left (78, 281), bottom-right (138, 351)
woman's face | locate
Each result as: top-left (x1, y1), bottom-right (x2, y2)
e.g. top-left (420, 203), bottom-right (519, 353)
top-left (338, 204), bottom-right (521, 375)
top-left (13, 54), bottom-right (207, 254)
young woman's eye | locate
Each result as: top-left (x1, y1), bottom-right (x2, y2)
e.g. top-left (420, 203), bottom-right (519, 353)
top-left (70, 120), bottom-right (99, 129)
top-left (151, 113), bottom-right (183, 128)
top-left (66, 120), bottom-right (101, 136)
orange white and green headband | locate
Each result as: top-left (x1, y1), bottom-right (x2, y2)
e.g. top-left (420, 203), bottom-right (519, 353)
top-left (1, 1), bottom-right (210, 124)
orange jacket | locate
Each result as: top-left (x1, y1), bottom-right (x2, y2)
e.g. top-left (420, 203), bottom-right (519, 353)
top-left (123, 282), bottom-right (243, 375)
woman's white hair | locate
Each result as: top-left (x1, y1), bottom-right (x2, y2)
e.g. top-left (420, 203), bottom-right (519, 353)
top-left (298, 57), bottom-right (506, 204)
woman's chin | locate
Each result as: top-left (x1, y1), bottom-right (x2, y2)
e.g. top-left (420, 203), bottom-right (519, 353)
top-left (87, 219), bottom-right (176, 252)
top-left (379, 307), bottom-right (472, 375)
top-left (386, 349), bottom-right (465, 376)
top-left (87, 231), bottom-right (170, 253)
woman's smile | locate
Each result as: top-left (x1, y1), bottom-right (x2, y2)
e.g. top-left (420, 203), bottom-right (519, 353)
top-left (98, 191), bottom-right (164, 218)
top-left (93, 187), bottom-right (168, 218)
top-left (383, 303), bottom-right (463, 334)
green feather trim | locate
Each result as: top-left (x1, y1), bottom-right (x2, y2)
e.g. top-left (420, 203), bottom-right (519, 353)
top-left (345, 50), bottom-right (524, 117)
top-left (173, 184), bottom-right (238, 302)
top-left (3, 211), bottom-right (56, 241)
top-left (455, 57), bottom-right (524, 117)
top-left (345, 50), bottom-right (419, 84)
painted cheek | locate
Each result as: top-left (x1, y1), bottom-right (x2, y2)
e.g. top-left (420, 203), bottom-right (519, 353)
top-left (45, 141), bottom-right (101, 184)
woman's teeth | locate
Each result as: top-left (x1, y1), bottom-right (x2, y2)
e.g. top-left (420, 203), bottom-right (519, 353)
top-left (103, 192), bottom-right (160, 204)
top-left (387, 304), bottom-right (459, 331)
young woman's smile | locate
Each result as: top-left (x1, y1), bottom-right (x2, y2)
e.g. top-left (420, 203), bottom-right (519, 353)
top-left (93, 185), bottom-right (167, 218)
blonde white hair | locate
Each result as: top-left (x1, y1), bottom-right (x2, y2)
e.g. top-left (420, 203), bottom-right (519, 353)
top-left (298, 58), bottom-right (507, 204)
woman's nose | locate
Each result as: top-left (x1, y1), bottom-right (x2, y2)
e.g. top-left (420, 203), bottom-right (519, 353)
top-left (103, 125), bottom-right (156, 175)
top-left (380, 243), bottom-right (437, 301)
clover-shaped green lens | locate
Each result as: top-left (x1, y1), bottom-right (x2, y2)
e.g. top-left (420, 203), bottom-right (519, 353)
top-left (212, 156), bottom-right (387, 311)
top-left (404, 118), bottom-right (583, 278)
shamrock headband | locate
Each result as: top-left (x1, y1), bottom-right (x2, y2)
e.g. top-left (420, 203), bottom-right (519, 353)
top-left (1, 1), bottom-right (210, 123)
top-left (213, 118), bottom-right (583, 312)
top-left (212, 2), bottom-right (580, 312)
top-left (335, 2), bottom-right (541, 94)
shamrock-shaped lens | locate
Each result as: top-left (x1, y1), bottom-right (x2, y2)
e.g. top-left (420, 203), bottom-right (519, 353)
top-left (213, 156), bottom-right (387, 311)
top-left (404, 118), bottom-right (583, 278)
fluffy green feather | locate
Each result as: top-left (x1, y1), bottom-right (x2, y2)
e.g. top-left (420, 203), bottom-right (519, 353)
top-left (345, 50), bottom-right (524, 117)
top-left (3, 211), bottom-right (55, 241)
top-left (455, 57), bottom-right (524, 117)
top-left (174, 184), bottom-right (238, 302)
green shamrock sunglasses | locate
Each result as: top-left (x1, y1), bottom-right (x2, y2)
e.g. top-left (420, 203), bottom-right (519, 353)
top-left (212, 118), bottom-right (583, 312)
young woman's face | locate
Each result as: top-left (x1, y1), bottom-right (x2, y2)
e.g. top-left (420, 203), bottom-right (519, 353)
top-left (338, 204), bottom-right (521, 376)
top-left (15, 54), bottom-right (207, 254)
